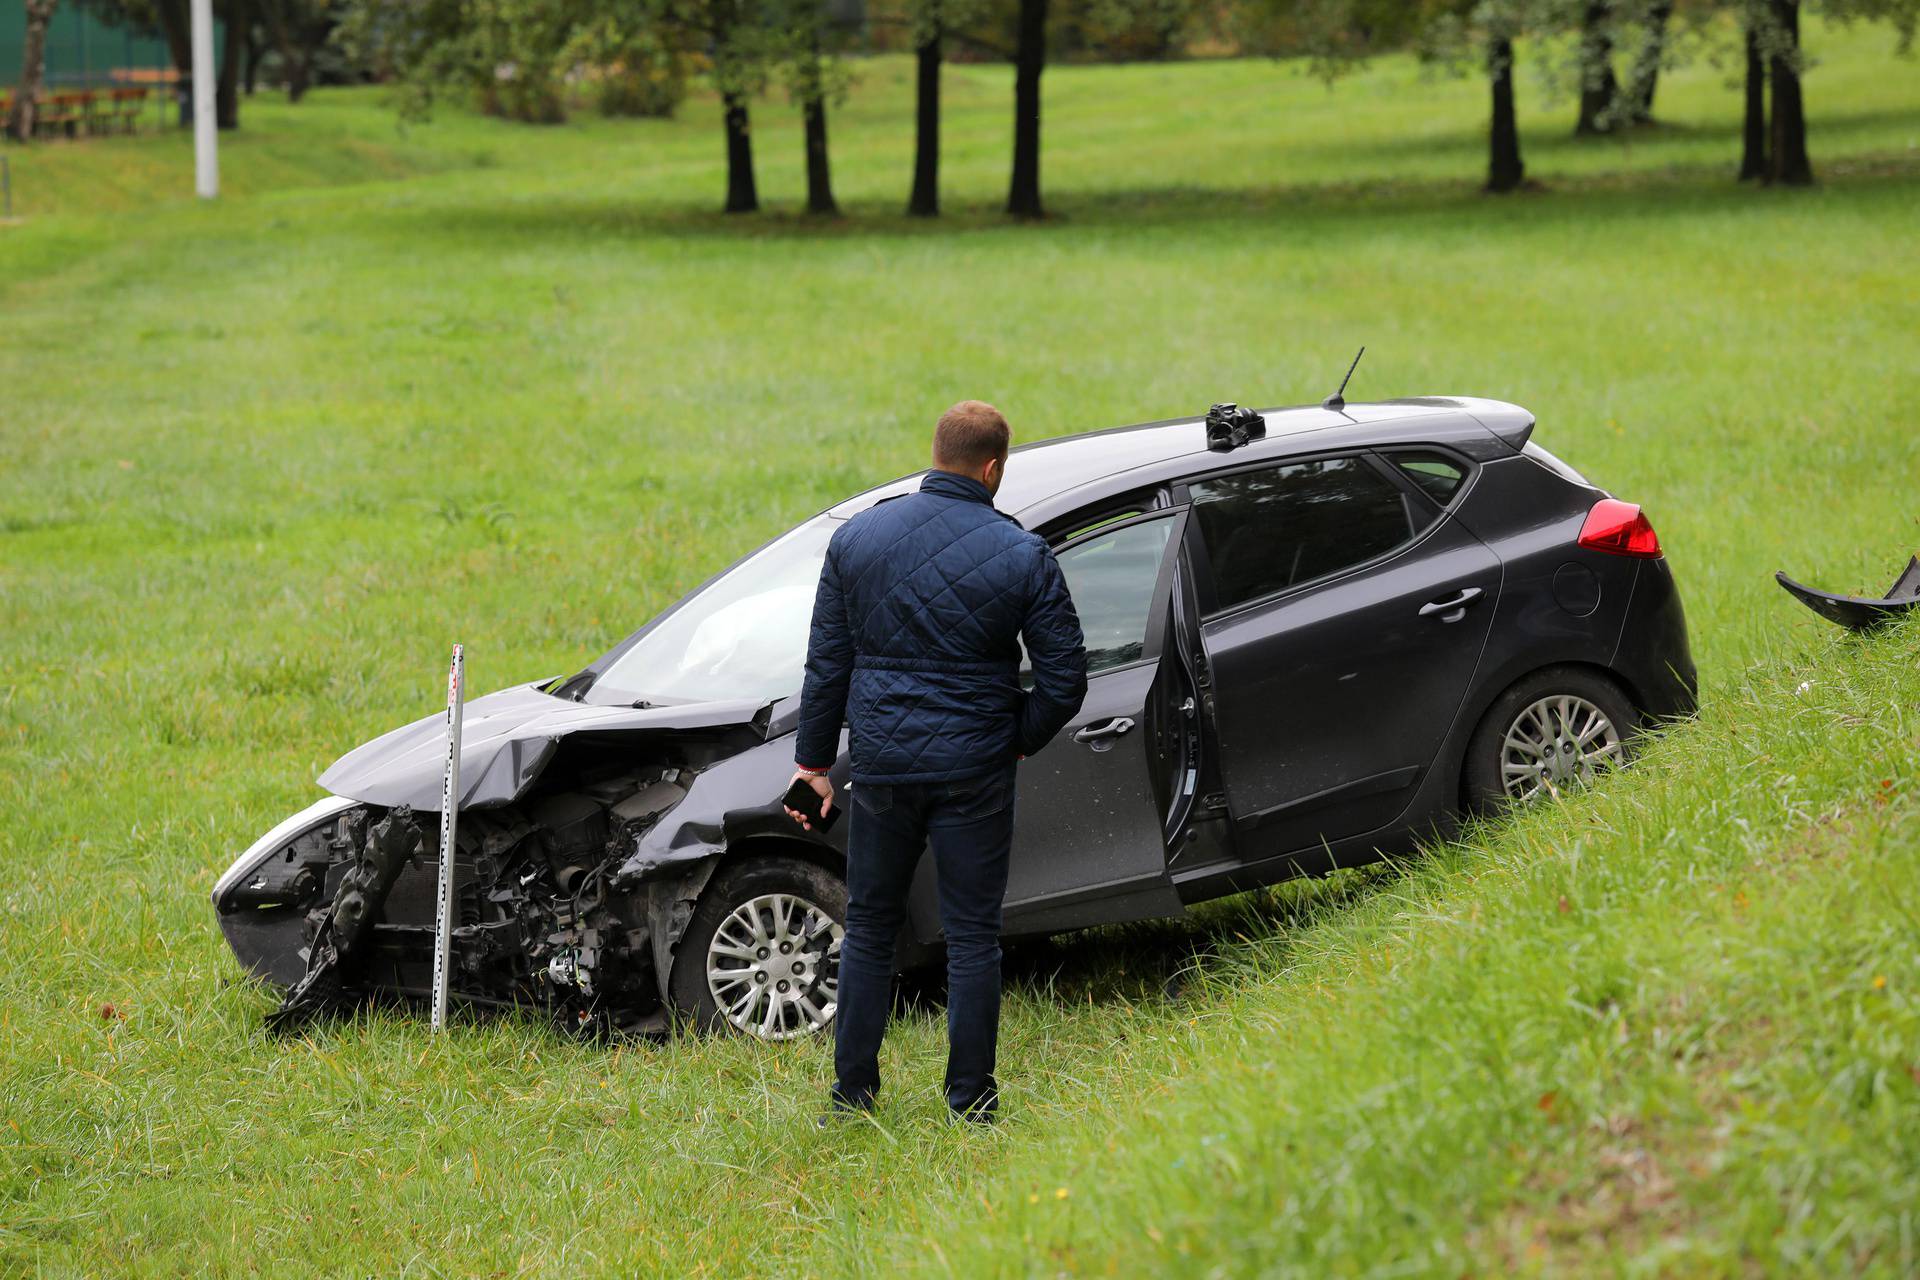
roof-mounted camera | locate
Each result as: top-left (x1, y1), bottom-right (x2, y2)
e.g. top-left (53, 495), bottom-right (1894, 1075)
top-left (1205, 403), bottom-right (1267, 453)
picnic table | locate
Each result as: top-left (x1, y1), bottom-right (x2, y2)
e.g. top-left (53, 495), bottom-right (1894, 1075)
top-left (7, 85), bottom-right (158, 140)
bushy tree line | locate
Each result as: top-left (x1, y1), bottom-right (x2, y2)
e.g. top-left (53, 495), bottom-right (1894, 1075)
top-left (14, 0), bottom-right (1915, 207)
top-left (1244, 0), bottom-right (1914, 192)
top-left (330, 0), bottom-right (1912, 212)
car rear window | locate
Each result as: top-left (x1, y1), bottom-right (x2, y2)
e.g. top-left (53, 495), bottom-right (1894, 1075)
top-left (1191, 457), bottom-right (1417, 612)
top-left (1522, 440), bottom-right (1593, 487)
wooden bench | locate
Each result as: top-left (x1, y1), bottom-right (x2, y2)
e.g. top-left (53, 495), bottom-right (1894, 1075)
top-left (105, 87), bottom-right (148, 134)
top-left (32, 91), bottom-right (93, 139)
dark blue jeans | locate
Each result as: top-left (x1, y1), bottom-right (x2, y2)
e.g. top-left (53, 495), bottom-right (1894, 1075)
top-left (832, 764), bottom-right (1017, 1117)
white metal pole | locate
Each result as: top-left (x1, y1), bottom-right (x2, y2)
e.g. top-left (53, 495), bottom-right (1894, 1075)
top-left (189, 0), bottom-right (217, 199)
top-left (430, 644), bottom-right (464, 1033)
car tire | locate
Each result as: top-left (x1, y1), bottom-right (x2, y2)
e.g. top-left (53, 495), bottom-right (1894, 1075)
top-left (1464, 666), bottom-right (1639, 813)
top-left (668, 856), bottom-right (847, 1041)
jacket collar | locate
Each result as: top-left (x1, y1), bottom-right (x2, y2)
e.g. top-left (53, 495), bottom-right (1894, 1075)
top-left (920, 469), bottom-right (996, 507)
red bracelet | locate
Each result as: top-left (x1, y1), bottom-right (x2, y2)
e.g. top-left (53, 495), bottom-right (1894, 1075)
top-left (795, 764), bottom-right (830, 777)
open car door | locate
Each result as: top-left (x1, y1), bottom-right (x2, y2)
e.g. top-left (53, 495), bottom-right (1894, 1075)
top-left (996, 507), bottom-right (1197, 934)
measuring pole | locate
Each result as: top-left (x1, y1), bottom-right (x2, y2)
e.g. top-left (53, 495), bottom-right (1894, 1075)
top-left (189, 0), bottom-right (217, 198)
top-left (430, 644), bottom-right (465, 1033)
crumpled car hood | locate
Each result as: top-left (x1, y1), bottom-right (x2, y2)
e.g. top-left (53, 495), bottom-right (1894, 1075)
top-left (317, 679), bottom-right (771, 809)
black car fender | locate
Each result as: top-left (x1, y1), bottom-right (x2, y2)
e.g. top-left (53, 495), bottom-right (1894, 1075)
top-left (612, 731), bottom-right (850, 1001)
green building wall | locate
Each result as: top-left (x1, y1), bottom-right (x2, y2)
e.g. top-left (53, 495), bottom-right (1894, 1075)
top-left (0, 6), bottom-right (224, 89)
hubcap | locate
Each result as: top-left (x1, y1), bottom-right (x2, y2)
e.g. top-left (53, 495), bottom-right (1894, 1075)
top-left (706, 892), bottom-right (843, 1041)
top-left (1500, 694), bottom-right (1622, 802)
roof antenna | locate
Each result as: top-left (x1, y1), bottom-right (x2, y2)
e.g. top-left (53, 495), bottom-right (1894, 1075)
top-left (1322, 346), bottom-right (1366, 413)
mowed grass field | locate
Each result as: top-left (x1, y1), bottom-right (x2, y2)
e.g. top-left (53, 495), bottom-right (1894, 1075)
top-left (4, 17), bottom-right (1920, 1276)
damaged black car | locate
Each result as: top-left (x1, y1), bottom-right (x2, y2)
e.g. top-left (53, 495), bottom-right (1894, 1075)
top-left (215, 397), bottom-right (1697, 1040)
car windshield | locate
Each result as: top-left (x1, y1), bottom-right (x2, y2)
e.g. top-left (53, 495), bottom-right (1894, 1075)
top-left (588, 518), bottom-right (836, 705)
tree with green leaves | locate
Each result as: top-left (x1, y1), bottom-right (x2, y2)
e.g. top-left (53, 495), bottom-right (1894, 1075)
top-left (905, 0), bottom-right (943, 214)
top-left (1532, 0), bottom-right (1689, 137)
top-left (1729, 0), bottom-right (1916, 186)
top-left (766, 0), bottom-right (860, 215)
top-left (254, 0), bottom-right (344, 100)
top-left (1236, 0), bottom-right (1539, 192)
top-left (70, 0), bottom-right (246, 126)
top-left (1738, 3), bottom-right (1767, 175)
top-left (1765, 0), bottom-right (1812, 182)
top-left (900, 0), bottom-right (986, 216)
top-left (1004, 0), bottom-right (1046, 215)
top-left (1405, 0), bottom-right (1543, 192)
top-left (342, 0), bottom-right (715, 186)
top-left (217, 0), bottom-right (246, 125)
top-left (342, 0), bottom-right (595, 124)
top-left (669, 0), bottom-right (777, 211)
top-left (780, 8), bottom-right (841, 212)
top-left (1572, 1), bottom-right (1622, 132)
top-left (1622, 0), bottom-right (1673, 120)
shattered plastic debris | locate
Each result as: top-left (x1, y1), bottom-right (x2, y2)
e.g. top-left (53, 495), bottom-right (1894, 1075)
top-left (1775, 555), bottom-right (1920, 633)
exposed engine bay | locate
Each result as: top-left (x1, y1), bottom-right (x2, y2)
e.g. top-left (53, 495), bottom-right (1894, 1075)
top-left (251, 759), bottom-right (730, 1038)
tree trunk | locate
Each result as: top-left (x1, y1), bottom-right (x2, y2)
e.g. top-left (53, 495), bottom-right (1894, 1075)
top-left (216, 0), bottom-right (244, 129)
top-left (1625, 0), bottom-right (1671, 123)
top-left (907, 29), bottom-right (940, 217)
top-left (722, 93), bottom-right (758, 213)
top-left (802, 71), bottom-right (837, 216)
top-left (1487, 36), bottom-right (1525, 193)
top-left (1574, 3), bottom-right (1620, 136)
top-left (1739, 22), bottom-right (1767, 179)
top-left (260, 0), bottom-right (311, 102)
top-left (243, 24), bottom-right (261, 95)
top-left (1005, 0), bottom-right (1047, 218)
top-left (152, 0), bottom-right (192, 76)
top-left (7, 0), bottom-right (57, 143)
top-left (1766, 0), bottom-right (1812, 185)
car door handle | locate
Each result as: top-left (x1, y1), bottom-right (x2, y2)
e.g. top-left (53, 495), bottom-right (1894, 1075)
top-left (1073, 717), bottom-right (1136, 744)
top-left (1418, 587), bottom-right (1484, 622)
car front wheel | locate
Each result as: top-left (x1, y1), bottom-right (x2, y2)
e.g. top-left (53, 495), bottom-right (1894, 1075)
top-left (1465, 667), bottom-right (1638, 811)
top-left (668, 856), bottom-right (846, 1041)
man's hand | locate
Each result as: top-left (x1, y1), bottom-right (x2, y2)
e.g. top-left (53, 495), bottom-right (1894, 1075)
top-left (784, 770), bottom-right (834, 831)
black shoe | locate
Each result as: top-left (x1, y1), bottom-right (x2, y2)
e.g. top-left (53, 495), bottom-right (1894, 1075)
top-left (818, 1091), bottom-right (874, 1128)
top-left (948, 1084), bottom-right (999, 1125)
top-left (948, 1098), bottom-right (998, 1126)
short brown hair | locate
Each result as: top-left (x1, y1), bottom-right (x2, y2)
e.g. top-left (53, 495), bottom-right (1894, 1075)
top-left (933, 401), bottom-right (1011, 470)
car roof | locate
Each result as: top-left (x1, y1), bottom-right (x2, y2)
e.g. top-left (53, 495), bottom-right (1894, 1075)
top-left (828, 396), bottom-right (1535, 523)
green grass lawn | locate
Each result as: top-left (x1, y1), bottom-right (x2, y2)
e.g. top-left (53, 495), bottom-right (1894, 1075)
top-left (4, 17), bottom-right (1920, 1277)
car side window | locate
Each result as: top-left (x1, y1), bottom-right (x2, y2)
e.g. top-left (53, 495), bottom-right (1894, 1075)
top-left (1191, 456), bottom-right (1417, 612)
top-left (1391, 453), bottom-right (1467, 507)
top-left (1022, 517), bottom-right (1175, 680)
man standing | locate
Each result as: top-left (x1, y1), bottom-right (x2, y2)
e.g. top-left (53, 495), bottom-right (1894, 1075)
top-left (787, 401), bottom-right (1088, 1122)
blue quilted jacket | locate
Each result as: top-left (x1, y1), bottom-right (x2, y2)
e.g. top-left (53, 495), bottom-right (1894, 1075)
top-left (794, 470), bottom-right (1088, 784)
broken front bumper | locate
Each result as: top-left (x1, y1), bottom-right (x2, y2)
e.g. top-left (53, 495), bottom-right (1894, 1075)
top-left (1776, 556), bottom-right (1920, 633)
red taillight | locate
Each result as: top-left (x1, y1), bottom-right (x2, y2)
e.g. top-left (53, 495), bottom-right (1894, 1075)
top-left (1577, 499), bottom-right (1662, 558)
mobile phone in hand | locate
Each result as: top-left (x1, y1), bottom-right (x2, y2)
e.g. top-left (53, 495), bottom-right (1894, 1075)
top-left (781, 776), bottom-right (841, 832)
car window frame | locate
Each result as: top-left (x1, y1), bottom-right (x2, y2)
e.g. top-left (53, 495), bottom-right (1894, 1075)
top-left (1369, 445), bottom-right (1478, 516)
top-left (1028, 505), bottom-right (1191, 682)
top-left (1172, 449), bottom-right (1453, 623)
top-left (1032, 483), bottom-right (1175, 545)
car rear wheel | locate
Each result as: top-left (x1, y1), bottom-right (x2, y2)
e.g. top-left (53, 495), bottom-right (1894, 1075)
top-left (668, 857), bottom-right (846, 1041)
top-left (1465, 667), bottom-right (1638, 811)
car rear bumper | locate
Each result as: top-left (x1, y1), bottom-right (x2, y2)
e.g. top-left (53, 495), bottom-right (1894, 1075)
top-left (1613, 557), bottom-right (1697, 721)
